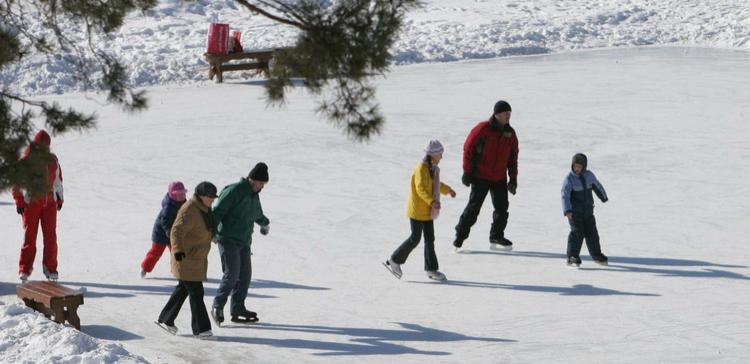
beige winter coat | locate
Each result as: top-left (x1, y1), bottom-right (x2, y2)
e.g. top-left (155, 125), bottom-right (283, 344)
top-left (170, 196), bottom-right (213, 282)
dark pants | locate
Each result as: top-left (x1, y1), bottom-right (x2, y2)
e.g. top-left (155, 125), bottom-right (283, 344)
top-left (391, 219), bottom-right (438, 271)
top-left (213, 242), bottom-right (252, 316)
top-left (454, 179), bottom-right (509, 246)
top-left (566, 214), bottom-right (603, 258)
top-left (158, 280), bottom-right (211, 335)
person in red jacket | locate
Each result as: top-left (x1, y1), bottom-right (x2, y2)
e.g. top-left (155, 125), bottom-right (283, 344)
top-left (12, 130), bottom-right (64, 282)
top-left (453, 100), bottom-right (519, 252)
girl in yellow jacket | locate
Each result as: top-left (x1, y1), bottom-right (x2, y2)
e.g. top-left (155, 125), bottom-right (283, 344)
top-left (384, 140), bottom-right (456, 281)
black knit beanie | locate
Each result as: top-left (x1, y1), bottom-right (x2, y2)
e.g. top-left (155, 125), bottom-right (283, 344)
top-left (248, 162), bottom-right (269, 182)
top-left (493, 100), bottom-right (512, 114)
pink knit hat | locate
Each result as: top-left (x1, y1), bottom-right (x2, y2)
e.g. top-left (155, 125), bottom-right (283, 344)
top-left (168, 181), bottom-right (188, 199)
top-left (424, 139), bottom-right (444, 156)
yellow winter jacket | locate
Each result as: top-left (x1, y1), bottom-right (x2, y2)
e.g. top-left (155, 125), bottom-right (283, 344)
top-left (406, 161), bottom-right (452, 221)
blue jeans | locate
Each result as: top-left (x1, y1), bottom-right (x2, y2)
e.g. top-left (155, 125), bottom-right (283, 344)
top-left (212, 242), bottom-right (252, 315)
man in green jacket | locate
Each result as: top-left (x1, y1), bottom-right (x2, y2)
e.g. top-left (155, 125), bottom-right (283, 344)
top-left (211, 162), bottom-right (270, 325)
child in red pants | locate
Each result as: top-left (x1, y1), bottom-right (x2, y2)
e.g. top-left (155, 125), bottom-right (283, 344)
top-left (13, 130), bottom-right (64, 282)
top-left (140, 181), bottom-right (187, 278)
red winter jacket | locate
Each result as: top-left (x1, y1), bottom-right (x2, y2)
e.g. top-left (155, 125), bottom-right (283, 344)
top-left (462, 118), bottom-right (519, 182)
top-left (12, 130), bottom-right (64, 208)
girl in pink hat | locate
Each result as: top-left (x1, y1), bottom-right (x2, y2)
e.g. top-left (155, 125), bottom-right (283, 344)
top-left (140, 181), bottom-right (188, 278)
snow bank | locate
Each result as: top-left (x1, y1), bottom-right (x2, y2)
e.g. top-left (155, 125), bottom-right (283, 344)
top-left (0, 301), bottom-right (148, 364)
top-left (2, 0), bottom-right (749, 96)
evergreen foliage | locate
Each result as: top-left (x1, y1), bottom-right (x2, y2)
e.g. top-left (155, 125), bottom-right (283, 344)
top-left (1, 0), bottom-right (421, 195)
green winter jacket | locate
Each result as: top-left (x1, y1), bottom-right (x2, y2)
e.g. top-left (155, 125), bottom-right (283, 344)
top-left (212, 178), bottom-right (270, 247)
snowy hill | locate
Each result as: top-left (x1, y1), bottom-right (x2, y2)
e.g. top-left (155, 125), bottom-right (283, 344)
top-left (2, 0), bottom-right (749, 95)
top-left (2, 1), bottom-right (750, 363)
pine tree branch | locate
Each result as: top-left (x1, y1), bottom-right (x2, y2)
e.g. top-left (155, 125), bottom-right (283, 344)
top-left (234, 0), bottom-right (311, 30)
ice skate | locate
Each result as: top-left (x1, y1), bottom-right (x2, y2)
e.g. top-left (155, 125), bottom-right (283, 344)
top-left (43, 265), bottom-right (58, 282)
top-left (154, 320), bottom-right (178, 335)
top-left (383, 259), bottom-right (402, 279)
top-left (231, 310), bottom-right (259, 324)
top-left (567, 256), bottom-right (582, 268)
top-left (426, 270), bottom-right (447, 281)
top-left (592, 254), bottom-right (609, 266)
top-left (489, 238), bottom-right (513, 251)
top-left (211, 307), bottom-right (224, 327)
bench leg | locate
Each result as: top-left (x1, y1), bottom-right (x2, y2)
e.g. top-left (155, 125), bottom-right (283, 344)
top-left (66, 306), bottom-right (81, 330)
top-left (51, 306), bottom-right (66, 325)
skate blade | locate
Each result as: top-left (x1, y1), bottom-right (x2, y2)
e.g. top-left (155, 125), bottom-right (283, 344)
top-left (382, 262), bottom-right (402, 279)
top-left (594, 261), bottom-right (609, 266)
top-left (154, 321), bottom-right (177, 335)
top-left (489, 243), bottom-right (512, 252)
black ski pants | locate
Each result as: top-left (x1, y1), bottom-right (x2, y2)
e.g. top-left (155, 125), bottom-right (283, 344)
top-left (454, 178), bottom-right (509, 246)
top-left (159, 280), bottom-right (211, 335)
top-left (391, 219), bottom-right (438, 271)
top-left (566, 213), bottom-right (603, 259)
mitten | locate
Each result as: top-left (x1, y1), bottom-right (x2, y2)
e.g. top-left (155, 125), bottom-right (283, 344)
top-left (260, 225), bottom-right (269, 236)
top-left (174, 252), bottom-right (186, 261)
top-left (17, 207), bottom-right (24, 215)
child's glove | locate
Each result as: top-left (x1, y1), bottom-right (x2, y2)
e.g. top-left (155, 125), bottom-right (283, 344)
top-left (16, 207), bottom-right (24, 215)
top-left (57, 202), bottom-right (63, 211)
top-left (174, 252), bottom-right (186, 261)
top-left (507, 179), bottom-right (517, 195)
top-left (260, 225), bottom-right (270, 236)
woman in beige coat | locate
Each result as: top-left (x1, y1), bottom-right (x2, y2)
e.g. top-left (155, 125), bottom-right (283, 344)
top-left (155, 182), bottom-right (218, 337)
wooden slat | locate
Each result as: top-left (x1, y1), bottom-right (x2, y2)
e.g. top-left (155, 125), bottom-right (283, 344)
top-left (220, 63), bottom-right (266, 72)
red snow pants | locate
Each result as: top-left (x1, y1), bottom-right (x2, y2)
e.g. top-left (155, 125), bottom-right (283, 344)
top-left (141, 242), bottom-right (171, 273)
top-left (19, 194), bottom-right (58, 275)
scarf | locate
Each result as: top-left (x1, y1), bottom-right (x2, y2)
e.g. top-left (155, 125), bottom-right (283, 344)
top-left (430, 164), bottom-right (441, 220)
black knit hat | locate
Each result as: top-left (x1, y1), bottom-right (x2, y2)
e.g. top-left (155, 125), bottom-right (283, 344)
top-left (493, 100), bottom-right (512, 114)
top-left (571, 153), bottom-right (588, 171)
top-left (248, 162), bottom-right (269, 182)
top-left (195, 181), bottom-right (218, 198)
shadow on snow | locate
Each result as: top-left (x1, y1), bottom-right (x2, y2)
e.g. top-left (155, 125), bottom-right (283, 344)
top-left (217, 321), bottom-right (513, 356)
top-left (409, 280), bottom-right (658, 297)
top-left (83, 324), bottom-right (144, 341)
top-left (458, 250), bottom-right (749, 280)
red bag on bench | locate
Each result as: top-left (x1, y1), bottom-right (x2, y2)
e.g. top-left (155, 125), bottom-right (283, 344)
top-left (207, 23), bottom-right (229, 54)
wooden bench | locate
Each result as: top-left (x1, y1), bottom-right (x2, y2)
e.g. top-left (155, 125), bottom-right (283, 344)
top-left (17, 281), bottom-right (84, 330)
top-left (204, 48), bottom-right (287, 83)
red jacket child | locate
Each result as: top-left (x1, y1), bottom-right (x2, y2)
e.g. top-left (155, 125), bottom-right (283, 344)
top-left (12, 130), bottom-right (64, 282)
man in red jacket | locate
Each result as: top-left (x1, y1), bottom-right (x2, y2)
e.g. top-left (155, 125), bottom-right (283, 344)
top-left (12, 130), bottom-right (64, 282)
top-left (453, 100), bottom-right (519, 251)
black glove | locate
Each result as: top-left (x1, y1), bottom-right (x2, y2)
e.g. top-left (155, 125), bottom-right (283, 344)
top-left (507, 179), bottom-right (517, 195)
top-left (461, 173), bottom-right (473, 187)
top-left (57, 203), bottom-right (63, 211)
top-left (174, 252), bottom-right (186, 261)
top-left (17, 207), bottom-right (24, 215)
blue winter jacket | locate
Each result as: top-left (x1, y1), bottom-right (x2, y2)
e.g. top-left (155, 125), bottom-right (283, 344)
top-left (151, 193), bottom-right (186, 245)
top-left (561, 170), bottom-right (608, 216)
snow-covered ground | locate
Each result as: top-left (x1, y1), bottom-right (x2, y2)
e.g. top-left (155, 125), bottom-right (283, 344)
top-left (1, 1), bottom-right (749, 95)
top-left (2, 46), bottom-right (749, 363)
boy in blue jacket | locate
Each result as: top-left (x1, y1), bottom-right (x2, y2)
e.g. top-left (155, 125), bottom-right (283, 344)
top-left (561, 153), bottom-right (608, 267)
